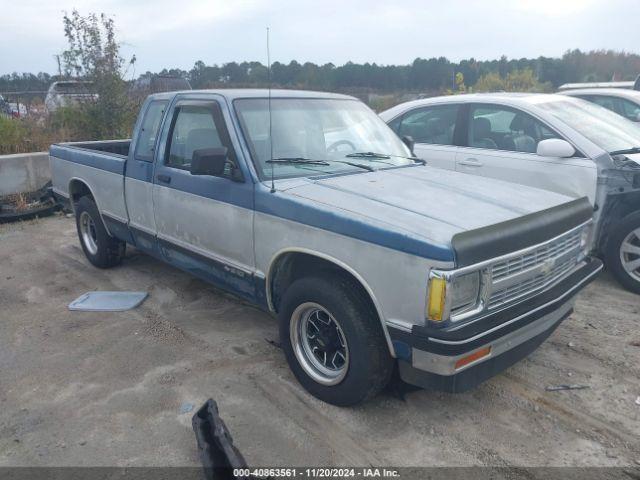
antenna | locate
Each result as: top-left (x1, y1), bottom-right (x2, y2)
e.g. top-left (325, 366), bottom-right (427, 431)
top-left (267, 27), bottom-right (275, 194)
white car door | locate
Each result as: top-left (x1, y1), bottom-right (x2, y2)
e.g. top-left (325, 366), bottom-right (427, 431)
top-left (455, 104), bottom-right (598, 203)
top-left (388, 104), bottom-right (461, 170)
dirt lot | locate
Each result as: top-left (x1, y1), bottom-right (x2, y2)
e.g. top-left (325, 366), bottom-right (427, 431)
top-left (1, 215), bottom-right (639, 469)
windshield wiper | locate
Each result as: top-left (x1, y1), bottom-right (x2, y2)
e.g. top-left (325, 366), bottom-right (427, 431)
top-left (346, 151), bottom-right (426, 165)
top-left (331, 160), bottom-right (375, 171)
top-left (610, 147), bottom-right (640, 156)
top-left (346, 151), bottom-right (391, 159)
top-left (266, 157), bottom-right (330, 166)
top-left (266, 157), bottom-right (374, 172)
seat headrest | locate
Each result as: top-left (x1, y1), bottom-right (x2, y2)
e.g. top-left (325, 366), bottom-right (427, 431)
top-left (473, 117), bottom-right (492, 139)
top-left (509, 114), bottom-right (533, 132)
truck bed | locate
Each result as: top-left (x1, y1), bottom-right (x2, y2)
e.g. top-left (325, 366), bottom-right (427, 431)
top-left (57, 139), bottom-right (131, 157)
top-left (49, 139), bottom-right (131, 229)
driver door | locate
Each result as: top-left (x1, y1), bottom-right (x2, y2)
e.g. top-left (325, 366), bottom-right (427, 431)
top-left (152, 97), bottom-right (256, 298)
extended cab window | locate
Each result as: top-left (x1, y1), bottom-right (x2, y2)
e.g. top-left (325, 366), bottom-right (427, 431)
top-left (166, 104), bottom-right (231, 171)
top-left (134, 100), bottom-right (167, 161)
top-left (468, 106), bottom-right (559, 153)
top-left (397, 105), bottom-right (459, 146)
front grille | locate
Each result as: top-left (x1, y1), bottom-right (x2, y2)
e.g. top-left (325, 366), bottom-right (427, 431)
top-left (487, 227), bottom-right (584, 310)
top-left (491, 228), bottom-right (582, 281)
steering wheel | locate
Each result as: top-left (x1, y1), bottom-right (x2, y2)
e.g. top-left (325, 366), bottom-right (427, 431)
top-left (327, 140), bottom-right (357, 153)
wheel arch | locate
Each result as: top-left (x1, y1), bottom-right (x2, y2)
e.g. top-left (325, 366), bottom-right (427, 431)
top-left (67, 177), bottom-right (113, 236)
top-left (266, 248), bottom-right (396, 357)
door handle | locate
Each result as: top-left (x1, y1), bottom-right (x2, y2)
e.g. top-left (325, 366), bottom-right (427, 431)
top-left (459, 158), bottom-right (483, 167)
top-left (157, 174), bottom-right (172, 184)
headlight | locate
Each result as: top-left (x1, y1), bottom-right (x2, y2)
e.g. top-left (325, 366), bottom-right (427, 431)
top-left (427, 271), bottom-right (481, 323)
top-left (450, 272), bottom-right (480, 313)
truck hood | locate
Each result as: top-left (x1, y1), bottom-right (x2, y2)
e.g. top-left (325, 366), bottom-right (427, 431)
top-left (278, 165), bottom-right (578, 251)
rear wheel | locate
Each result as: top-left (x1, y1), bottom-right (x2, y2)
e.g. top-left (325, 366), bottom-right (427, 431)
top-left (279, 275), bottom-right (393, 406)
top-left (74, 196), bottom-right (125, 268)
top-left (606, 212), bottom-right (640, 294)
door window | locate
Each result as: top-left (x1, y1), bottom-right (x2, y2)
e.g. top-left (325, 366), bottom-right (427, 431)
top-left (618, 98), bottom-right (640, 121)
top-left (134, 100), bottom-right (167, 161)
top-left (397, 105), bottom-right (459, 146)
top-left (165, 104), bottom-right (230, 171)
top-left (585, 95), bottom-right (620, 114)
top-left (468, 106), bottom-right (560, 153)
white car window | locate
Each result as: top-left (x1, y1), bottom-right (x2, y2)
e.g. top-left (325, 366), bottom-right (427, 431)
top-left (536, 99), bottom-right (640, 153)
top-left (468, 106), bottom-right (560, 154)
top-left (396, 105), bottom-right (459, 146)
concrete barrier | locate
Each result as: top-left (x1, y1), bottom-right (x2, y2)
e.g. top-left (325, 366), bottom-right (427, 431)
top-left (0, 152), bottom-right (50, 196)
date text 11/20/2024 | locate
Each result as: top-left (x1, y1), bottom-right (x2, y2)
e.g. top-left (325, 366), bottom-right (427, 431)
top-left (233, 468), bottom-right (401, 478)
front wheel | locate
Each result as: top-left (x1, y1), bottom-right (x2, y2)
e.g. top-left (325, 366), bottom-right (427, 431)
top-left (278, 275), bottom-right (393, 406)
top-left (75, 196), bottom-right (125, 269)
top-left (606, 212), bottom-right (640, 294)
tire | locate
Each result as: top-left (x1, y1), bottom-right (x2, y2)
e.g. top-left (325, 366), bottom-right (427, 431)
top-left (74, 196), bottom-right (125, 269)
top-left (605, 211), bottom-right (640, 294)
top-left (278, 274), bottom-right (393, 406)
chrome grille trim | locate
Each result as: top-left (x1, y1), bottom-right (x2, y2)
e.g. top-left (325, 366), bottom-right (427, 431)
top-left (491, 228), bottom-right (582, 281)
top-left (486, 224), bottom-right (587, 310)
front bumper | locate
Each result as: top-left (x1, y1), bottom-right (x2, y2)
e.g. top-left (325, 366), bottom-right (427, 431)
top-left (389, 257), bottom-right (603, 393)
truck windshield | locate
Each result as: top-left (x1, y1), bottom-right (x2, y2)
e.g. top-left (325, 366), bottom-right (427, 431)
top-left (535, 98), bottom-right (640, 154)
top-left (234, 98), bottom-right (413, 179)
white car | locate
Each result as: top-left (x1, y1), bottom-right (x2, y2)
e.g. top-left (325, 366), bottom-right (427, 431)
top-left (45, 80), bottom-right (97, 113)
top-left (380, 93), bottom-right (640, 293)
top-left (560, 88), bottom-right (640, 122)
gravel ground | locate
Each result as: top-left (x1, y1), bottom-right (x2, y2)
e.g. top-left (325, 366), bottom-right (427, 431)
top-left (0, 215), bottom-right (639, 469)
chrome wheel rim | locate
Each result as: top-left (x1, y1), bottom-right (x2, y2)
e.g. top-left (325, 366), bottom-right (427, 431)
top-left (620, 228), bottom-right (640, 282)
top-left (79, 211), bottom-right (98, 255)
top-left (290, 302), bottom-right (349, 386)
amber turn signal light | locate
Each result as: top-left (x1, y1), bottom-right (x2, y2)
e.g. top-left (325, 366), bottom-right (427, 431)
top-left (454, 346), bottom-right (491, 370)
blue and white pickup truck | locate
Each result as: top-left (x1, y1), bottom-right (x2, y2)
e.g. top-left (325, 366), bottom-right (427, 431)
top-left (50, 89), bottom-right (603, 405)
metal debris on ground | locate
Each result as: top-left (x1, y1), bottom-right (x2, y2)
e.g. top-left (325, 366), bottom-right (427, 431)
top-left (635, 396), bottom-right (640, 406)
top-left (265, 338), bottom-right (281, 349)
top-left (68, 291), bottom-right (148, 312)
top-left (0, 183), bottom-right (60, 224)
top-left (180, 402), bottom-right (195, 414)
top-left (192, 399), bottom-right (249, 480)
top-left (545, 384), bottom-right (590, 392)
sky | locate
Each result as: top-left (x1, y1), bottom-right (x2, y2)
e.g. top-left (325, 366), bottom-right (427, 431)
top-left (1, 0), bottom-right (639, 76)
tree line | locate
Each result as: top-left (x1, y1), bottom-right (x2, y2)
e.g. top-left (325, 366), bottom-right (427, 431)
top-left (2, 49), bottom-right (640, 95)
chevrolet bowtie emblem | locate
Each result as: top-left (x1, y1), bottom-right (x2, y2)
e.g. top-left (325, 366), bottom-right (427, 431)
top-left (540, 258), bottom-right (555, 275)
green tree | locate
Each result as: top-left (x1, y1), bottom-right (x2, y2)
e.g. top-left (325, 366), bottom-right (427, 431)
top-left (474, 68), bottom-right (551, 93)
top-left (58, 10), bottom-right (137, 139)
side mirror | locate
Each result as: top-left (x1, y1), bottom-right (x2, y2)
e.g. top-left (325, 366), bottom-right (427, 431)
top-left (537, 139), bottom-right (575, 158)
top-left (401, 135), bottom-right (415, 154)
top-left (190, 147), bottom-right (228, 177)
